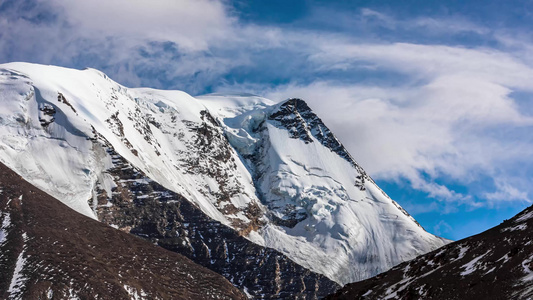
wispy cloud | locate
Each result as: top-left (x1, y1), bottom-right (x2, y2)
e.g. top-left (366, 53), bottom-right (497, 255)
top-left (433, 220), bottom-right (453, 236)
top-left (359, 8), bottom-right (396, 28)
top-left (357, 8), bottom-right (489, 36)
top-left (48, 0), bottom-right (234, 51)
top-left (485, 179), bottom-right (531, 203)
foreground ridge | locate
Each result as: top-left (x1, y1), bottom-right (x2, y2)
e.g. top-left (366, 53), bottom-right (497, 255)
top-left (0, 162), bottom-right (245, 300)
top-left (328, 204), bottom-right (533, 300)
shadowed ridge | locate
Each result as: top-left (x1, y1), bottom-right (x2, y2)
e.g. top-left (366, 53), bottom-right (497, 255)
top-left (327, 204), bottom-right (533, 300)
top-left (0, 162), bottom-right (246, 300)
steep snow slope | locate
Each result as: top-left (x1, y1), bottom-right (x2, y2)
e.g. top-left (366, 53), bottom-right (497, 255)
top-left (0, 62), bottom-right (447, 285)
top-left (327, 204), bottom-right (533, 300)
top-left (199, 95), bottom-right (449, 283)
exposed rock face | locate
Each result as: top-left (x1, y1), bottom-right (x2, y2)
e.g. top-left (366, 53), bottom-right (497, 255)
top-left (38, 103), bottom-right (56, 128)
top-left (328, 204), bottom-right (533, 300)
top-left (181, 109), bottom-right (264, 234)
top-left (90, 132), bottom-right (340, 299)
top-left (269, 98), bottom-right (356, 167)
top-left (0, 162), bottom-right (245, 300)
top-left (268, 98), bottom-right (388, 194)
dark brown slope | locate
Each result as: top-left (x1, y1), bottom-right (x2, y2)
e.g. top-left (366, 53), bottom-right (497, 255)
top-left (327, 205), bottom-right (533, 300)
top-left (0, 162), bottom-right (245, 300)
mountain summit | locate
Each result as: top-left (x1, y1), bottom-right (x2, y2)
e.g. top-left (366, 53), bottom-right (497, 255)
top-left (0, 62), bottom-right (447, 296)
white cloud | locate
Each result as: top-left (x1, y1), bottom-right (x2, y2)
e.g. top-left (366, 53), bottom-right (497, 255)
top-left (485, 180), bottom-right (531, 203)
top-left (0, 0), bottom-right (248, 91)
top-left (433, 220), bottom-right (453, 236)
top-left (261, 42), bottom-right (533, 207)
top-left (360, 8), bottom-right (396, 28)
top-left (49, 0), bottom-right (234, 51)
top-left (411, 17), bottom-right (489, 35)
top-left (310, 42), bottom-right (533, 91)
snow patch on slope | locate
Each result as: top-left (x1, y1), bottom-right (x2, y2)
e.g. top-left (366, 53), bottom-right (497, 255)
top-left (460, 250), bottom-right (491, 276)
top-left (8, 233), bottom-right (29, 300)
top-left (123, 284), bottom-right (148, 300)
top-left (0, 212), bottom-right (10, 245)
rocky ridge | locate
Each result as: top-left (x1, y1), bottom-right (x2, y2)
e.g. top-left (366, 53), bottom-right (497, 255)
top-left (328, 205), bottom-right (533, 300)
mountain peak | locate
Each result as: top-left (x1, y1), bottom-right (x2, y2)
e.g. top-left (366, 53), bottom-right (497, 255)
top-left (279, 97), bottom-right (311, 108)
top-left (269, 97), bottom-right (361, 170)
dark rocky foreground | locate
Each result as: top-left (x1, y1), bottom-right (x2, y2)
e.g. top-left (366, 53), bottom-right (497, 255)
top-left (328, 204), bottom-right (533, 300)
top-left (0, 162), bottom-right (245, 300)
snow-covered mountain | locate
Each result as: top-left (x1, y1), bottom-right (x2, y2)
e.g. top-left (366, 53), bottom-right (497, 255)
top-left (0, 62), bottom-right (447, 288)
top-left (327, 204), bottom-right (533, 300)
top-left (0, 63), bottom-right (338, 299)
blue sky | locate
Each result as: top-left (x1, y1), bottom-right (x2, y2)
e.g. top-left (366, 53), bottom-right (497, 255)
top-left (2, 0), bottom-right (533, 240)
